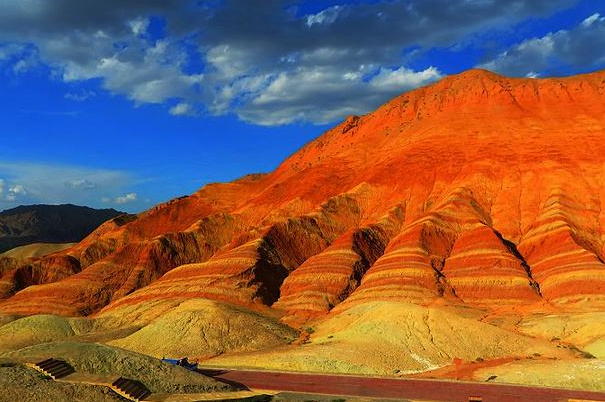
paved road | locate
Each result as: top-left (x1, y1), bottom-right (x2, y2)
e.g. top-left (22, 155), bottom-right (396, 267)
top-left (198, 367), bottom-right (605, 402)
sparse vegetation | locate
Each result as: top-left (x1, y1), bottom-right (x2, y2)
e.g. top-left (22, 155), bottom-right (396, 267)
top-left (0, 363), bottom-right (122, 401)
top-left (2, 342), bottom-right (232, 394)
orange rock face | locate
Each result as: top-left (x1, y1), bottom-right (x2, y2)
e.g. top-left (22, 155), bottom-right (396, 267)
top-left (2, 68), bottom-right (605, 319)
top-left (275, 207), bottom-right (403, 323)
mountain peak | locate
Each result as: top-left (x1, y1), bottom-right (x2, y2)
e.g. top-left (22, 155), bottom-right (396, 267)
top-left (444, 67), bottom-right (503, 80)
top-left (375, 67), bottom-right (605, 122)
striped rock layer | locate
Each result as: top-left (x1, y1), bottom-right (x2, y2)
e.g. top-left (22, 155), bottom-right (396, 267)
top-left (2, 69), bottom-right (605, 321)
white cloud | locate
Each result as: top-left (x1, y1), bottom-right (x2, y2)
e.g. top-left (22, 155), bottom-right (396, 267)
top-left (0, 43), bottom-right (38, 73)
top-left (115, 192), bottom-right (137, 204)
top-left (0, 183), bottom-right (29, 202)
top-left (369, 66), bottom-right (442, 91)
top-left (65, 178), bottom-right (97, 189)
top-left (480, 36), bottom-right (555, 76)
top-left (0, 160), bottom-right (136, 210)
top-left (61, 42), bottom-right (204, 105)
top-left (581, 13), bottom-right (603, 27)
top-left (0, 44), bottom-right (24, 61)
top-left (64, 90), bottom-right (95, 101)
top-left (206, 45), bottom-right (254, 80)
top-left (129, 17), bottom-right (149, 36)
top-left (480, 13), bottom-right (605, 76)
top-left (208, 73), bottom-right (273, 115)
top-left (306, 6), bottom-right (342, 27)
top-left (169, 102), bottom-right (197, 116)
top-left (12, 54), bottom-right (38, 73)
top-left (236, 64), bottom-right (442, 125)
top-left (8, 184), bottom-right (26, 194)
top-left (5, 184), bottom-right (27, 201)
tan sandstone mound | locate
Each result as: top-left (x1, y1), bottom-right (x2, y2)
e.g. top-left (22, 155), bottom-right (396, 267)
top-left (0, 314), bottom-right (92, 352)
top-left (104, 298), bottom-right (297, 359)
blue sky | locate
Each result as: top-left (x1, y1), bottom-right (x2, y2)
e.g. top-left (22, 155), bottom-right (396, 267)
top-left (1, 0), bottom-right (604, 213)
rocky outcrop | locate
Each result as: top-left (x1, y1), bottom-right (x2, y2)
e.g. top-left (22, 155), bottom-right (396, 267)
top-left (98, 193), bottom-right (363, 315)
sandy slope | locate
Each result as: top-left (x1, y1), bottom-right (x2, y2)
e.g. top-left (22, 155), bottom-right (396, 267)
top-left (0, 243), bottom-right (76, 260)
top-left (473, 358), bottom-right (605, 391)
top-left (516, 312), bottom-right (605, 358)
top-left (0, 314), bottom-right (92, 353)
top-left (204, 301), bottom-right (570, 375)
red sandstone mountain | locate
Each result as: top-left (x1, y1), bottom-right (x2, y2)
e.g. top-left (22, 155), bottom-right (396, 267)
top-left (2, 68), bottom-right (605, 322)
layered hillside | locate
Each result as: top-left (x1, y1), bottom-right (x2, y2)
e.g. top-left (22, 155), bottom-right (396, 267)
top-left (1, 69), bottom-right (605, 320)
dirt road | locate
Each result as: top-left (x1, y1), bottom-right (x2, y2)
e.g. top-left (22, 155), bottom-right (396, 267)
top-left (199, 367), bottom-right (605, 402)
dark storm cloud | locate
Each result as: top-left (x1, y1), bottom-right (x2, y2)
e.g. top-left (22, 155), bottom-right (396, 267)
top-left (0, 0), bottom-right (591, 125)
top-left (203, 0), bottom-right (579, 70)
top-left (0, 0), bottom-right (205, 70)
top-left (207, 0), bottom-right (577, 49)
top-left (0, 0), bottom-right (193, 36)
